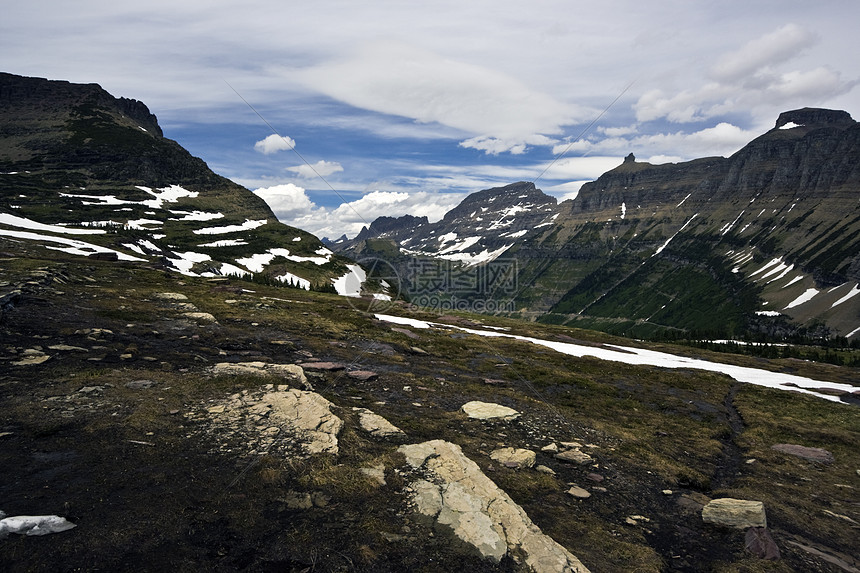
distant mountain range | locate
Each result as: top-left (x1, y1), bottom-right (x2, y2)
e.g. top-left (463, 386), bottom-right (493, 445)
top-left (0, 72), bottom-right (353, 291)
top-left (332, 108), bottom-right (860, 341)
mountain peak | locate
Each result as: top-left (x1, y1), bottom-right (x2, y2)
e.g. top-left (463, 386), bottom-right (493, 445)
top-left (774, 107), bottom-right (854, 130)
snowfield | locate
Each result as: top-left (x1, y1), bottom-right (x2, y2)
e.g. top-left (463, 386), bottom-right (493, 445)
top-left (375, 314), bottom-right (858, 403)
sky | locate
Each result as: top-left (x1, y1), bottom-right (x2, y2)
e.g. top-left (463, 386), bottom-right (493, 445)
top-left (2, 1), bottom-right (858, 239)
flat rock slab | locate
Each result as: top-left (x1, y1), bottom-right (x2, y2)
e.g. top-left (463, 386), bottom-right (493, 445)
top-left (262, 390), bottom-right (343, 455)
top-left (355, 408), bottom-right (405, 438)
top-left (125, 379), bottom-right (157, 389)
top-left (347, 370), bottom-right (378, 381)
top-left (702, 498), bottom-right (767, 529)
top-left (212, 362), bottom-right (307, 387)
top-left (490, 447), bottom-right (536, 469)
top-left (566, 486), bottom-right (591, 499)
top-left (399, 440), bottom-right (590, 572)
top-left (771, 443), bottom-right (835, 464)
top-left (555, 449), bottom-right (593, 465)
top-left (461, 401), bottom-right (520, 421)
top-left (301, 362), bottom-right (346, 371)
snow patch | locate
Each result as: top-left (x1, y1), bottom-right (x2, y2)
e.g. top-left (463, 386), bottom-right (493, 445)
top-left (197, 239), bottom-right (248, 248)
top-left (653, 214), bottom-right (698, 257)
top-left (277, 272), bottom-right (311, 290)
top-left (332, 264), bottom-right (366, 297)
top-left (0, 213), bottom-right (106, 235)
top-left (779, 122), bottom-right (804, 130)
top-left (193, 219), bottom-right (268, 235)
top-left (0, 229), bottom-right (145, 261)
top-left (676, 193), bottom-right (692, 208)
top-left (374, 315), bottom-right (857, 402)
top-left (784, 288), bottom-right (819, 310)
top-left (169, 210), bottom-right (224, 222)
top-left (830, 284), bottom-right (860, 309)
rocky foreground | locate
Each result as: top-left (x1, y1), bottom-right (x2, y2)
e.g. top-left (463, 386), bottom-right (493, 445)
top-left (1, 243), bottom-right (859, 572)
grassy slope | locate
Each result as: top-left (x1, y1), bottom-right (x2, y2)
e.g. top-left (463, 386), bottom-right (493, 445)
top-left (1, 240), bottom-right (858, 572)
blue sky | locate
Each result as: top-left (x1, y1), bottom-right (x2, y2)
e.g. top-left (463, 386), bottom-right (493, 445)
top-left (3, 1), bottom-right (858, 238)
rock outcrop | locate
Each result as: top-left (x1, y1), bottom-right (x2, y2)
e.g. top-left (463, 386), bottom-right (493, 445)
top-left (399, 440), bottom-right (590, 572)
top-left (702, 498), bottom-right (767, 529)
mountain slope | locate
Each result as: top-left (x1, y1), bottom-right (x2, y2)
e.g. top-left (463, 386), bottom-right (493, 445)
top-left (0, 72), bottom-right (351, 289)
top-left (333, 109), bottom-right (860, 341)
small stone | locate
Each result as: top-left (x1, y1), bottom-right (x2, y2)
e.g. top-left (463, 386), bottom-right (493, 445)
top-left (47, 344), bottom-right (88, 352)
top-left (746, 458), bottom-right (757, 464)
top-left (207, 405), bottom-right (226, 414)
top-left (125, 379), bottom-right (156, 389)
top-left (555, 449), bottom-right (593, 465)
top-left (183, 312), bottom-right (217, 322)
top-left (566, 485), bottom-right (591, 499)
top-left (535, 465), bottom-right (556, 475)
top-left (155, 292), bottom-right (188, 300)
top-left (586, 472), bottom-right (604, 482)
top-left (662, 489), bottom-right (673, 495)
top-left (540, 443), bottom-right (559, 453)
top-left (560, 441), bottom-right (583, 449)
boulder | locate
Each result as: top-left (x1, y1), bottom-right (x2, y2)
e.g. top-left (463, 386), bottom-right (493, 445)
top-left (489, 447), bottom-right (536, 469)
top-left (771, 444), bottom-right (834, 464)
top-left (702, 498), bottom-right (767, 529)
top-left (461, 401), bottom-right (520, 421)
top-left (399, 440), bottom-right (590, 572)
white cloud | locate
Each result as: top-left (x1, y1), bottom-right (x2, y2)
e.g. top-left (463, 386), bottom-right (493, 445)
top-left (537, 156), bottom-right (626, 181)
top-left (286, 160), bottom-right (344, 179)
top-left (710, 24), bottom-right (817, 83)
top-left (297, 40), bottom-right (587, 154)
top-left (254, 184), bottom-right (464, 239)
top-left (254, 134), bottom-right (296, 154)
top-left (253, 184), bottom-right (316, 218)
top-left (634, 23), bottom-right (856, 124)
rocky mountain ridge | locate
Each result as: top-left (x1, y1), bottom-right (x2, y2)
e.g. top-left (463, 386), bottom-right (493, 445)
top-left (0, 72), bottom-right (355, 291)
top-left (333, 109), bottom-right (860, 342)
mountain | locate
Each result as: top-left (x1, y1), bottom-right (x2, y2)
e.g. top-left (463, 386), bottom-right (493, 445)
top-left (340, 181), bottom-right (557, 265)
top-left (333, 109), bottom-right (860, 342)
top-left (0, 72), bottom-right (353, 290)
